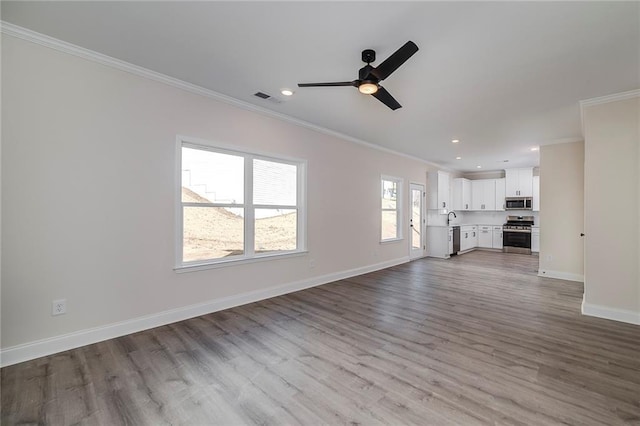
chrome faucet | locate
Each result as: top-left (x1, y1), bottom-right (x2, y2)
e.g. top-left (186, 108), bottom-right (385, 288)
top-left (447, 211), bottom-right (457, 225)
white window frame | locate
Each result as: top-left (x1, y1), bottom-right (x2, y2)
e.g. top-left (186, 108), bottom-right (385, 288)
top-left (381, 175), bottom-right (403, 243)
top-left (175, 136), bottom-right (307, 271)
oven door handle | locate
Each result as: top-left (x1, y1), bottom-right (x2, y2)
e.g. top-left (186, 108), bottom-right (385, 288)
top-left (503, 229), bottom-right (532, 234)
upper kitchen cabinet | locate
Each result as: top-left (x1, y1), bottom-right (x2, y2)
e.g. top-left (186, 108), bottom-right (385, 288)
top-left (495, 178), bottom-right (506, 210)
top-left (505, 168), bottom-right (534, 197)
top-left (452, 178), bottom-right (471, 211)
top-left (533, 175), bottom-right (540, 211)
top-left (428, 171), bottom-right (451, 211)
top-left (471, 179), bottom-right (496, 211)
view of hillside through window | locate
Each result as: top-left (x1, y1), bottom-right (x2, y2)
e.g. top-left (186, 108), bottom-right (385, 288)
top-left (181, 146), bottom-right (298, 263)
top-left (381, 178), bottom-right (400, 240)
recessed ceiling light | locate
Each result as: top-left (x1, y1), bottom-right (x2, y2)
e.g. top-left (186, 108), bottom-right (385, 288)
top-left (281, 89), bottom-right (294, 96)
top-left (476, 165), bottom-right (482, 169)
top-left (531, 147), bottom-right (539, 151)
top-left (456, 156), bottom-right (462, 160)
top-left (451, 139), bottom-right (460, 143)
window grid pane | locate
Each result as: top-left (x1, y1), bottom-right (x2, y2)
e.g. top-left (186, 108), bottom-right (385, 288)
top-left (253, 159), bottom-right (297, 205)
top-left (255, 208), bottom-right (297, 253)
top-left (183, 206), bottom-right (244, 262)
top-left (181, 147), bottom-right (244, 204)
top-left (381, 210), bottom-right (398, 240)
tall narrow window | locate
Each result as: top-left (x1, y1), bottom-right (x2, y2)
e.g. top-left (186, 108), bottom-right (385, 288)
top-left (178, 139), bottom-right (305, 268)
top-left (381, 176), bottom-right (403, 241)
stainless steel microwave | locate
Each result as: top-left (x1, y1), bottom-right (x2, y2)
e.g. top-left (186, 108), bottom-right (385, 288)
top-left (505, 197), bottom-right (532, 210)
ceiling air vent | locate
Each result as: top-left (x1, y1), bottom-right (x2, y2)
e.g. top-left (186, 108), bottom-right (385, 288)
top-left (253, 91), bottom-right (283, 104)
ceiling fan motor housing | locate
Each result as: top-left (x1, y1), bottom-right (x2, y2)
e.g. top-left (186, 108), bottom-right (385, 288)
top-left (362, 49), bottom-right (376, 64)
top-left (359, 64), bottom-right (377, 81)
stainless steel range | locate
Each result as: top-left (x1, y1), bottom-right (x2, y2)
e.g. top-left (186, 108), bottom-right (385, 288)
top-left (503, 215), bottom-right (534, 254)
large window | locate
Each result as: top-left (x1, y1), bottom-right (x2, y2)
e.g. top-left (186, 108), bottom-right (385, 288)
top-left (381, 176), bottom-right (403, 241)
top-left (178, 139), bottom-right (306, 268)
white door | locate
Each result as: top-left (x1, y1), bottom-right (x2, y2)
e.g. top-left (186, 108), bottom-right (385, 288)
top-left (410, 183), bottom-right (425, 259)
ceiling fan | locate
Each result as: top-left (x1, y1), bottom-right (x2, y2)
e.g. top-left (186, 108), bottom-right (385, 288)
top-left (298, 41), bottom-right (419, 111)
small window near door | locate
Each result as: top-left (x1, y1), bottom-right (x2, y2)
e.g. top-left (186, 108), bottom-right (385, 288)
top-left (381, 176), bottom-right (403, 242)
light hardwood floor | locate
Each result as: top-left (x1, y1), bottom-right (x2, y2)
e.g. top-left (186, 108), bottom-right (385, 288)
top-left (2, 251), bottom-right (640, 425)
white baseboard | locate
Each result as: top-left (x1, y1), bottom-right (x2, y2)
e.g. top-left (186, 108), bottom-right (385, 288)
top-left (1, 257), bottom-right (409, 367)
top-left (582, 299), bottom-right (640, 325)
top-left (538, 269), bottom-right (584, 282)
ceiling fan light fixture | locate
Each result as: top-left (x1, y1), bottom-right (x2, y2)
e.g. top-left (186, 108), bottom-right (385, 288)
top-left (358, 81), bottom-right (378, 95)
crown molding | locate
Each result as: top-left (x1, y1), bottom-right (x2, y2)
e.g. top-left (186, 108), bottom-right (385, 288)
top-left (579, 89), bottom-right (639, 137)
top-left (579, 89), bottom-right (640, 108)
top-left (0, 21), bottom-right (448, 171)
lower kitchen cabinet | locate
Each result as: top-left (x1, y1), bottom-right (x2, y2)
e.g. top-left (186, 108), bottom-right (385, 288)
top-left (478, 226), bottom-right (493, 248)
top-left (426, 226), bottom-right (451, 259)
top-left (460, 226), bottom-right (477, 252)
top-left (493, 226), bottom-right (503, 249)
top-left (532, 227), bottom-right (540, 252)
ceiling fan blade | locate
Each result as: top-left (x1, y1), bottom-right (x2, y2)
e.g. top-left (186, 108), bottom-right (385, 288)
top-left (370, 41), bottom-right (419, 81)
top-left (298, 81), bottom-right (358, 87)
top-left (372, 86), bottom-right (402, 110)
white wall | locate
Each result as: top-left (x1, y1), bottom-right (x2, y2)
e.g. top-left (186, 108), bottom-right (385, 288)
top-left (1, 36), bottom-right (434, 363)
top-left (582, 92), bottom-right (640, 324)
top-left (538, 141), bottom-right (584, 281)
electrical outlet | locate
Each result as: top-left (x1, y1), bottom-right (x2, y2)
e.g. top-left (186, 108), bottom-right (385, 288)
top-left (309, 258), bottom-right (316, 269)
top-left (546, 254), bottom-right (553, 261)
top-left (52, 299), bottom-right (66, 316)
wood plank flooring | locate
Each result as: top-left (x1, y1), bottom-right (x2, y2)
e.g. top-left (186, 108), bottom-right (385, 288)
top-left (2, 251), bottom-right (640, 425)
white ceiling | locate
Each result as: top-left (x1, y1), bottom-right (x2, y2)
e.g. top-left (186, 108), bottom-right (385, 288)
top-left (3, 1), bottom-right (639, 171)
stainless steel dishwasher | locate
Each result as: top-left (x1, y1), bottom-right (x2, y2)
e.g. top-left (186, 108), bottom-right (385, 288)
top-left (452, 226), bottom-right (460, 255)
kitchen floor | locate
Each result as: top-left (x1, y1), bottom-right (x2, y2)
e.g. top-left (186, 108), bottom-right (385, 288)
top-left (2, 251), bottom-right (639, 425)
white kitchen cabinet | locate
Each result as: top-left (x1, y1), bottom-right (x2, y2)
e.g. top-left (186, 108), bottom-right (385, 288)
top-left (492, 226), bottom-right (503, 249)
top-left (471, 179), bottom-right (497, 211)
top-left (452, 178), bottom-right (471, 211)
top-left (460, 225), bottom-right (477, 252)
top-left (448, 227), bottom-right (454, 254)
top-left (471, 180), bottom-right (482, 210)
top-left (478, 226), bottom-right (493, 248)
top-left (460, 227), bottom-right (470, 252)
top-left (495, 178), bottom-right (506, 210)
top-left (428, 171), bottom-right (451, 211)
top-left (426, 226), bottom-right (451, 258)
top-left (470, 226), bottom-right (478, 248)
top-left (532, 227), bottom-right (540, 253)
top-left (533, 175), bottom-right (540, 211)
top-left (505, 168), bottom-right (533, 197)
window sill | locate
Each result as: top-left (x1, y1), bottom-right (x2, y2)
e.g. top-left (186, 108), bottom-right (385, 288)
top-left (174, 250), bottom-right (308, 273)
top-left (380, 238), bottom-right (404, 244)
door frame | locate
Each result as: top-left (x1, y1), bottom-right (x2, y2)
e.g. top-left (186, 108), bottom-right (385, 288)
top-left (409, 182), bottom-right (426, 259)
